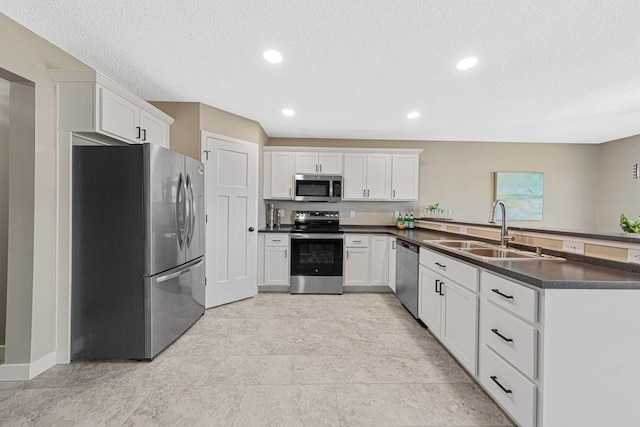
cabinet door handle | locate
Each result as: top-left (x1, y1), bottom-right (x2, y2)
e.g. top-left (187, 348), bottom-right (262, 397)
top-left (363, 189), bottom-right (366, 197)
top-left (285, 249), bottom-right (287, 258)
top-left (315, 164), bottom-right (318, 172)
top-left (289, 188), bottom-right (292, 196)
top-left (491, 328), bottom-right (514, 342)
top-left (393, 189), bottom-right (396, 197)
top-left (491, 289), bottom-right (514, 299)
top-left (439, 281), bottom-right (444, 295)
top-left (136, 126), bottom-right (141, 139)
top-left (346, 250), bottom-right (349, 259)
top-left (490, 376), bottom-right (513, 394)
top-left (434, 279), bottom-right (440, 294)
top-left (435, 262), bottom-right (446, 269)
top-left (142, 128), bottom-right (147, 141)
top-left (320, 164), bottom-right (322, 172)
top-left (392, 241), bottom-right (395, 249)
top-left (367, 189), bottom-right (370, 197)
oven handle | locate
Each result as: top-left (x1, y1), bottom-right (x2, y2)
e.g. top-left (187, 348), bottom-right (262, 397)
top-left (290, 233), bottom-right (344, 240)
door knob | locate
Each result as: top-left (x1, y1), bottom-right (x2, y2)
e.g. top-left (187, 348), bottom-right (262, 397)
top-left (248, 227), bottom-right (255, 232)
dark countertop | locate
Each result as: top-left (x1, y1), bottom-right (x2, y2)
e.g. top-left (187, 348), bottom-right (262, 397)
top-left (259, 225), bottom-right (294, 233)
top-left (260, 225), bottom-right (640, 290)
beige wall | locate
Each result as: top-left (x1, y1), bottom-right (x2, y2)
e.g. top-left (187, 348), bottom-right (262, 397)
top-left (0, 78), bottom-right (8, 348)
top-left (597, 134), bottom-right (640, 233)
top-left (0, 13), bottom-right (90, 365)
top-left (149, 102), bottom-right (201, 159)
top-left (267, 138), bottom-right (601, 230)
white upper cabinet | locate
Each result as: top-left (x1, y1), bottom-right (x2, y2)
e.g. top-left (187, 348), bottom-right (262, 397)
top-left (343, 153), bottom-right (391, 200)
top-left (391, 154), bottom-right (420, 201)
top-left (49, 70), bottom-right (173, 148)
top-left (264, 151), bottom-right (294, 199)
top-left (295, 152), bottom-right (342, 174)
top-left (263, 147), bottom-right (422, 202)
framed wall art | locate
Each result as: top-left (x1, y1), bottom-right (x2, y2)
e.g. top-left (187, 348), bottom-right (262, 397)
top-left (493, 172), bottom-right (544, 221)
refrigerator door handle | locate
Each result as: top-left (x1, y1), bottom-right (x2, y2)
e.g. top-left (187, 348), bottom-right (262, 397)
top-left (185, 174), bottom-right (193, 248)
top-left (156, 258), bottom-right (205, 283)
top-left (186, 174), bottom-right (196, 247)
top-left (176, 172), bottom-right (185, 249)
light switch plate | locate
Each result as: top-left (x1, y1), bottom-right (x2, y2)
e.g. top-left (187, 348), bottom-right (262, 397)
top-left (349, 210), bottom-right (356, 218)
top-left (562, 241), bottom-right (585, 254)
top-left (440, 224), bottom-right (447, 231)
top-left (459, 226), bottom-right (467, 234)
top-left (628, 249), bottom-right (640, 264)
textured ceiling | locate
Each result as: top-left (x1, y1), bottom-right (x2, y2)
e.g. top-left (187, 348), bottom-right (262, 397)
top-left (1, 1), bottom-right (640, 143)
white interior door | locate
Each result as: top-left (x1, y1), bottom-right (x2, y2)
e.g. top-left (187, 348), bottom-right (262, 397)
top-left (202, 132), bottom-right (258, 308)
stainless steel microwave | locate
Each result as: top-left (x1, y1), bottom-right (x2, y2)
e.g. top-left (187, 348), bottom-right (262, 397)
top-left (294, 174), bottom-right (342, 202)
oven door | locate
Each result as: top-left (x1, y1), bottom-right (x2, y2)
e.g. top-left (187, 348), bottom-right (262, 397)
top-left (289, 233), bottom-right (344, 294)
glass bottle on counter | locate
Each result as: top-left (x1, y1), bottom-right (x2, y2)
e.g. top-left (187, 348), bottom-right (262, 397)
top-left (408, 211), bottom-right (415, 229)
top-left (397, 212), bottom-right (404, 228)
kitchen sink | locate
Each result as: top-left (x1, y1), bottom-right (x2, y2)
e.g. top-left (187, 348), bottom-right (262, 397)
top-left (426, 240), bottom-right (495, 249)
top-left (424, 240), bottom-right (564, 261)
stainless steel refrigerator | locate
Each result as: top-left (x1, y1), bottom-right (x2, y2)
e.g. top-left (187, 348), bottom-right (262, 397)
top-left (72, 143), bottom-right (205, 360)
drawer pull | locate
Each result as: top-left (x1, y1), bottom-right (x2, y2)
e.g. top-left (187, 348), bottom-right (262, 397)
top-left (435, 262), bottom-right (446, 269)
top-left (490, 376), bottom-right (513, 394)
top-left (491, 328), bottom-right (514, 342)
top-left (352, 240), bottom-right (361, 243)
top-left (491, 288), bottom-right (514, 299)
top-left (272, 239), bottom-right (281, 242)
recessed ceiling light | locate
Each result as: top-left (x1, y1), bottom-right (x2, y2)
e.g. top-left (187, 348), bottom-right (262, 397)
top-left (407, 112), bottom-right (420, 119)
top-left (456, 56), bottom-right (478, 70)
top-left (263, 49), bottom-right (283, 64)
top-left (282, 108), bottom-right (295, 116)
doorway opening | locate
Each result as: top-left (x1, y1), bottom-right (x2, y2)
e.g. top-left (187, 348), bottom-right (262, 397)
top-left (0, 68), bottom-right (36, 366)
top-left (0, 76), bottom-right (8, 364)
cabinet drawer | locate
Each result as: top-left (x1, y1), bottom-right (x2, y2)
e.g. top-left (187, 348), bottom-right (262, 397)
top-left (265, 234), bottom-right (289, 247)
top-left (420, 248), bottom-right (478, 292)
top-left (481, 272), bottom-right (538, 322)
top-left (345, 235), bottom-right (369, 248)
top-left (480, 345), bottom-right (536, 427)
top-left (481, 301), bottom-right (537, 380)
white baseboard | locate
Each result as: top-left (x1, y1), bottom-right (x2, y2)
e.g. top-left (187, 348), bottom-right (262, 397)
top-left (0, 351), bottom-right (57, 381)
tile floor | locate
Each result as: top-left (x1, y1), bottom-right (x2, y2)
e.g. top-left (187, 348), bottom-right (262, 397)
top-left (0, 293), bottom-right (514, 426)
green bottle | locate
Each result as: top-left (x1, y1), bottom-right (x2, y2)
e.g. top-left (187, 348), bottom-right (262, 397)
top-left (409, 211), bottom-right (415, 229)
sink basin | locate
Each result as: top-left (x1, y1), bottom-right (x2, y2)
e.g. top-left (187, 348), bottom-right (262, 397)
top-left (460, 247), bottom-right (564, 261)
top-left (425, 240), bottom-right (564, 261)
top-left (424, 240), bottom-right (495, 249)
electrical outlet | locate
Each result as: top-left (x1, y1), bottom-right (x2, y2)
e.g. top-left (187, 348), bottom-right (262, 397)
top-left (628, 249), bottom-right (640, 264)
top-left (349, 210), bottom-right (356, 218)
top-left (562, 241), bottom-right (584, 254)
top-left (459, 226), bottom-right (467, 234)
top-left (440, 224), bottom-right (447, 231)
top-left (394, 211), bottom-right (399, 218)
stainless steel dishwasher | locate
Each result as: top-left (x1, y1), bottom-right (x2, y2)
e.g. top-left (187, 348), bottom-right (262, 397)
top-left (396, 239), bottom-right (420, 318)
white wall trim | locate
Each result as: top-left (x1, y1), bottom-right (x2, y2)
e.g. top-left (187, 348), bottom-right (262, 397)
top-left (0, 350), bottom-right (57, 381)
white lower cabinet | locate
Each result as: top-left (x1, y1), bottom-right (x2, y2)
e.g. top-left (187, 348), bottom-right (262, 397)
top-left (344, 235), bottom-right (389, 287)
top-left (388, 237), bottom-right (397, 292)
top-left (259, 234), bottom-right (290, 286)
top-left (479, 345), bottom-right (536, 427)
top-left (479, 271), bottom-right (539, 427)
top-left (418, 248), bottom-right (478, 375)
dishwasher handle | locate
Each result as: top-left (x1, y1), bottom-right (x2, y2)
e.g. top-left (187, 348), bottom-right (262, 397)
top-left (397, 239), bottom-right (419, 253)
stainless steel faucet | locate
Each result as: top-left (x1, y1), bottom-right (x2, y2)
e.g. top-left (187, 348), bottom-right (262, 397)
top-left (489, 200), bottom-right (514, 247)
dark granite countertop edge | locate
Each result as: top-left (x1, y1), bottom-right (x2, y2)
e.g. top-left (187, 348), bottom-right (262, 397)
top-left (260, 225), bottom-right (640, 290)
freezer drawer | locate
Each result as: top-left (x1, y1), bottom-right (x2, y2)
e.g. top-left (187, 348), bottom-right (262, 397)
top-left (145, 257), bottom-right (205, 358)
